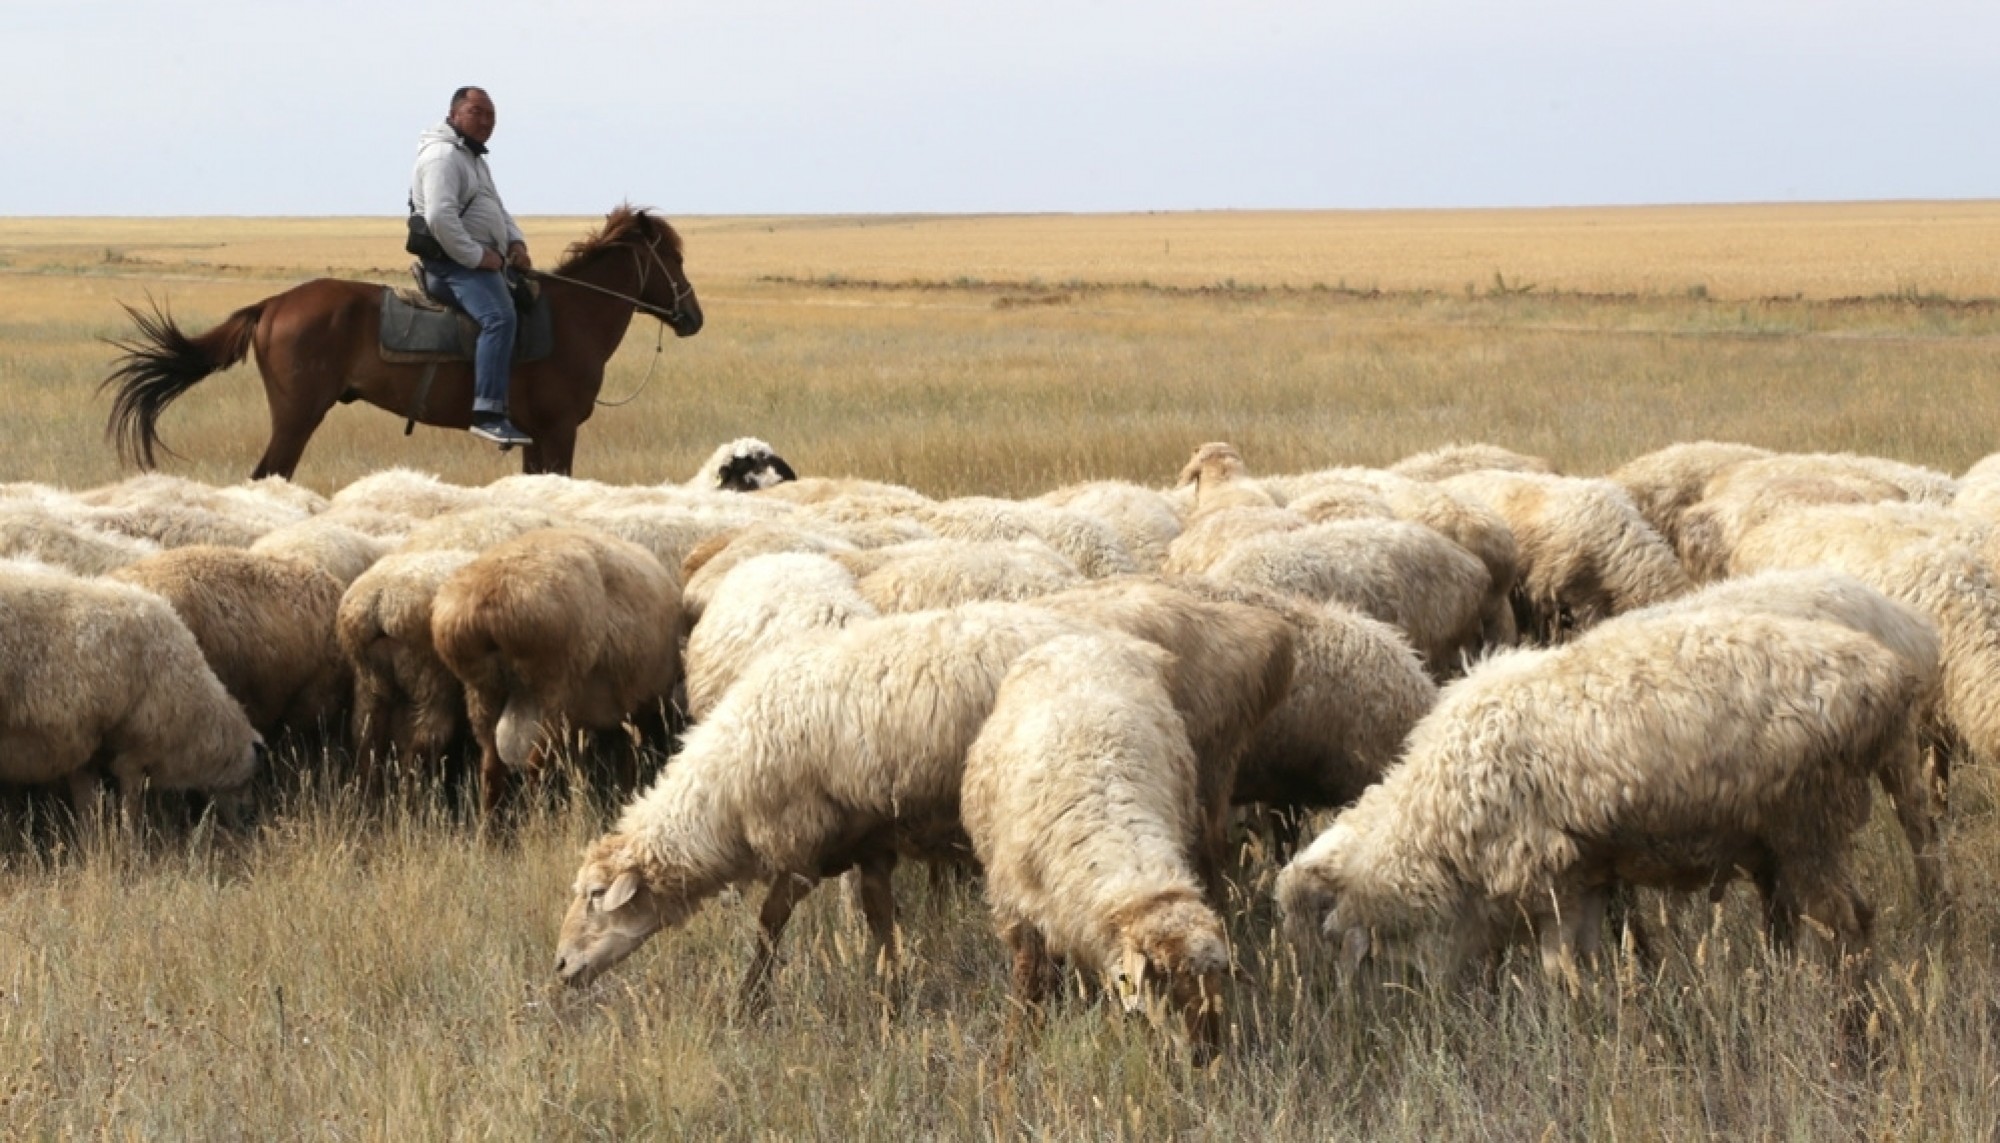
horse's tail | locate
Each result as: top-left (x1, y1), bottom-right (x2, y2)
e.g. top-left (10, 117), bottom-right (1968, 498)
top-left (99, 299), bottom-right (264, 469)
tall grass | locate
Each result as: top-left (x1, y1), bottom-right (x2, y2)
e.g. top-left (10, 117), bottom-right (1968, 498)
top-left (4, 207), bottom-right (2000, 1137)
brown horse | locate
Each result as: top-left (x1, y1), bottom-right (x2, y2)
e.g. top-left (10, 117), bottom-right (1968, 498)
top-left (102, 205), bottom-right (702, 479)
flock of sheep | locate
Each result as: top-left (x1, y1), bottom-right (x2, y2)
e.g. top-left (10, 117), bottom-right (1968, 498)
top-left (4, 436), bottom-right (1997, 1060)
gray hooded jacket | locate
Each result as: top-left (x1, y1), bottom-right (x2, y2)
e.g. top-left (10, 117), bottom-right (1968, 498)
top-left (410, 123), bottom-right (526, 269)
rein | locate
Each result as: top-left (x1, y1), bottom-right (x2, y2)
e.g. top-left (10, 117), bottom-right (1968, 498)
top-left (523, 236), bottom-right (691, 408)
top-left (525, 238), bottom-right (693, 326)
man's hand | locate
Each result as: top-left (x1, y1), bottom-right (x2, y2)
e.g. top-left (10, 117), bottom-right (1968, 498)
top-left (506, 242), bottom-right (533, 271)
top-left (476, 249), bottom-right (504, 272)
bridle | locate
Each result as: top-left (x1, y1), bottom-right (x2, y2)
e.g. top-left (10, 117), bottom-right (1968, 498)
top-left (522, 228), bottom-right (697, 408)
top-left (525, 230), bottom-right (694, 328)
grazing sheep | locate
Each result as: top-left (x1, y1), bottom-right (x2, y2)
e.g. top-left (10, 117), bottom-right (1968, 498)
top-left (962, 631), bottom-right (1229, 1059)
top-left (328, 467), bottom-right (487, 520)
top-left (249, 517), bottom-right (392, 588)
top-left (1620, 568), bottom-right (1946, 903)
top-left (1161, 506), bottom-right (1308, 577)
top-left (1175, 442), bottom-right (1280, 516)
top-left (570, 504), bottom-right (777, 587)
top-left (1, 559), bottom-right (264, 822)
top-left (337, 548), bottom-right (480, 785)
top-left (838, 538), bottom-right (1084, 613)
top-left (757, 476), bottom-right (931, 507)
top-left (109, 547), bottom-right (351, 742)
top-left (1168, 579), bottom-right (1438, 815)
top-left (685, 437), bottom-right (798, 492)
top-left (81, 500), bottom-right (278, 550)
top-left (1608, 440), bottom-right (1773, 553)
top-left (552, 602), bottom-right (1108, 999)
top-left (1388, 443), bottom-right (1556, 482)
top-left (678, 523), bottom-right (860, 624)
top-left (1730, 510), bottom-right (2000, 783)
top-left (75, 473), bottom-right (319, 533)
top-left (1035, 480), bottom-right (1185, 573)
top-left (1441, 470), bottom-right (1690, 642)
top-left (1203, 517), bottom-right (1491, 677)
top-left (683, 552), bottom-right (878, 721)
top-left (1028, 578), bottom-right (1298, 897)
top-left (923, 497), bottom-right (1140, 579)
top-left (1277, 612), bottom-right (1930, 983)
top-left (431, 527), bottom-right (683, 816)
top-left (395, 506), bottom-right (569, 555)
top-left (1674, 475), bottom-right (1885, 583)
top-left (1267, 467), bottom-right (1522, 647)
top-left (0, 500), bottom-right (161, 574)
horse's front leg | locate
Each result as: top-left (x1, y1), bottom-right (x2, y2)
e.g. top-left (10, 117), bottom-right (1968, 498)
top-left (521, 423), bottom-right (578, 476)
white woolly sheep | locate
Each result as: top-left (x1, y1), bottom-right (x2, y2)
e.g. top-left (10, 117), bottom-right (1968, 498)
top-left (0, 500), bottom-right (161, 574)
top-left (961, 631), bottom-right (1229, 1060)
top-left (1277, 611), bottom-right (1932, 984)
top-left (431, 527), bottom-right (683, 816)
top-left (685, 437), bottom-right (798, 492)
top-left (1035, 480), bottom-right (1185, 573)
top-left (1388, 443), bottom-right (1556, 482)
top-left (1607, 440), bottom-right (1773, 553)
top-left (1440, 470), bottom-right (1690, 642)
top-left (1264, 467), bottom-right (1522, 647)
top-left (677, 523), bottom-right (861, 624)
top-left (683, 551), bottom-right (878, 721)
top-left (1730, 508), bottom-right (2000, 785)
top-left (337, 548), bottom-right (479, 785)
top-left (395, 505), bottom-right (570, 554)
top-left (1, 559), bottom-right (264, 822)
top-left (1027, 578), bottom-right (1297, 898)
top-left (109, 547), bottom-right (351, 742)
top-left (756, 476), bottom-right (931, 507)
top-left (1175, 442), bottom-right (1280, 516)
top-left (922, 496), bottom-right (1140, 579)
top-left (249, 517), bottom-right (392, 588)
top-left (327, 467), bottom-right (488, 520)
top-left (837, 538), bottom-right (1084, 613)
top-left (1160, 506), bottom-right (1309, 577)
top-left (552, 601), bottom-right (1113, 1000)
top-left (1166, 578), bottom-right (1438, 815)
top-left (1203, 517), bottom-right (1491, 677)
top-left (1620, 568), bottom-right (1946, 902)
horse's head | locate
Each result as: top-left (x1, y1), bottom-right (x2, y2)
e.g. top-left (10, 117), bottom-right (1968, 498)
top-left (629, 212), bottom-right (703, 338)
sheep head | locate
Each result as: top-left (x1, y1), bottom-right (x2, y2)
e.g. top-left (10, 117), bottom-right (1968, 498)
top-left (1175, 442), bottom-right (1247, 492)
top-left (554, 833), bottom-right (694, 987)
top-left (1113, 891), bottom-right (1230, 1063)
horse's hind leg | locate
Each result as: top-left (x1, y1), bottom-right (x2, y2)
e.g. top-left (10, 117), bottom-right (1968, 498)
top-left (251, 387), bottom-right (337, 481)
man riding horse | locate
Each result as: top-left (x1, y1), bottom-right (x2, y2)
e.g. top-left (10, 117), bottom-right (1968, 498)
top-left (411, 85), bottom-right (534, 448)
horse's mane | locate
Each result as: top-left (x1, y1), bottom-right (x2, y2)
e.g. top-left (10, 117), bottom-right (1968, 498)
top-left (556, 204), bottom-right (683, 272)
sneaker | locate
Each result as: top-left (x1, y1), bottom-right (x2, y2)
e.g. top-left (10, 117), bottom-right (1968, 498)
top-left (469, 413), bottom-right (533, 449)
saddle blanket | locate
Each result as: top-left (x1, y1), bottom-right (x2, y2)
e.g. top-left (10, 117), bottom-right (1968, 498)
top-left (377, 287), bottom-right (554, 364)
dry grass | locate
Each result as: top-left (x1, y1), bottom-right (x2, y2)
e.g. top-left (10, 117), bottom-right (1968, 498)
top-left (4, 205), bottom-right (2000, 1137)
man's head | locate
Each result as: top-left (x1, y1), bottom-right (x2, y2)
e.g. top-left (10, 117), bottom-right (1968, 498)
top-left (447, 87), bottom-right (497, 146)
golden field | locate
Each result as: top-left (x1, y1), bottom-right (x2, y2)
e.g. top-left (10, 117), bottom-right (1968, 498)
top-left (2, 204), bottom-right (2000, 1138)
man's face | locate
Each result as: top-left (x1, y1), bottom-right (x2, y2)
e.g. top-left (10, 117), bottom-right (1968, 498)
top-left (449, 90), bottom-right (497, 145)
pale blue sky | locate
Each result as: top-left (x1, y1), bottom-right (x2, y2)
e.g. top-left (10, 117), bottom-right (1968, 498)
top-left (5, 0), bottom-right (1995, 215)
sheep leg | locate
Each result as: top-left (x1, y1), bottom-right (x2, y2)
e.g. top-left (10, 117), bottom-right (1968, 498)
top-left (738, 872), bottom-right (816, 1016)
top-left (856, 852), bottom-right (902, 983)
top-left (1877, 732), bottom-right (1947, 914)
top-left (1000, 920), bottom-right (1057, 1068)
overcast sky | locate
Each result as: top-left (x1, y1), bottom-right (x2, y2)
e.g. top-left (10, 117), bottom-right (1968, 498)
top-left (5, 1), bottom-right (1995, 216)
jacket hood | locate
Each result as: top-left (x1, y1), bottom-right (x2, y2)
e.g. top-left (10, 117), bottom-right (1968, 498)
top-left (416, 122), bottom-right (466, 154)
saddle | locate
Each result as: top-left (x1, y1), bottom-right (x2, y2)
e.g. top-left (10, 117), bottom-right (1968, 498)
top-left (377, 265), bottom-right (555, 364)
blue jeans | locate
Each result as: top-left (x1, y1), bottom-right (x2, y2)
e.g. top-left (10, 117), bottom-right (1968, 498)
top-left (423, 257), bottom-right (517, 416)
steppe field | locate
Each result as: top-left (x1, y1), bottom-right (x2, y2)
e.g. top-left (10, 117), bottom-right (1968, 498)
top-left (3, 202), bottom-right (2000, 1138)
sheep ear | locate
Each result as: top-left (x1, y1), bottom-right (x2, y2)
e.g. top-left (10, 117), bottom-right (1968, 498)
top-left (601, 870), bottom-right (641, 912)
top-left (1339, 926), bottom-right (1371, 976)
